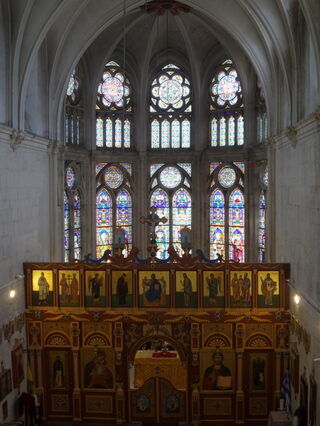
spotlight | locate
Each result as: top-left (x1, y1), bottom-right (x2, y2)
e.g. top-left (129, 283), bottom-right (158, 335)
top-left (9, 289), bottom-right (16, 298)
top-left (294, 294), bottom-right (301, 305)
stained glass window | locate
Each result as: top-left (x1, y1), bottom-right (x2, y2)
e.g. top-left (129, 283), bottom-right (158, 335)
top-left (65, 66), bottom-right (82, 145)
top-left (229, 189), bottom-right (245, 262)
top-left (150, 64), bottom-right (192, 148)
top-left (209, 162), bottom-right (245, 261)
top-left (64, 191), bottom-right (70, 262)
top-left (150, 164), bottom-right (191, 258)
top-left (96, 61), bottom-right (132, 148)
top-left (209, 59), bottom-right (244, 147)
top-left (258, 191), bottom-right (266, 262)
top-left (64, 163), bottom-right (82, 261)
top-left (73, 191), bottom-right (81, 259)
top-left (96, 163), bottom-right (132, 258)
top-left (210, 190), bottom-right (225, 260)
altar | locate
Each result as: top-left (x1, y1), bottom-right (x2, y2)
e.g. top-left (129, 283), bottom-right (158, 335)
top-left (134, 350), bottom-right (186, 390)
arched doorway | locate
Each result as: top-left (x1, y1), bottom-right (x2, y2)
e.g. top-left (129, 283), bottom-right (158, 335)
top-left (128, 336), bottom-right (188, 424)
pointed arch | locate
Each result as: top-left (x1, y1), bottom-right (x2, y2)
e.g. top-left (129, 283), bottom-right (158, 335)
top-left (229, 188), bottom-right (245, 262)
top-left (96, 188), bottom-right (113, 258)
top-left (151, 188), bottom-right (170, 259)
top-left (210, 189), bottom-right (225, 260)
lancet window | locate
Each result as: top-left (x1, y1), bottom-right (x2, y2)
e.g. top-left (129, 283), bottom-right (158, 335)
top-left (258, 164), bottom-right (268, 261)
top-left (65, 67), bottom-right (83, 145)
top-left (149, 164), bottom-right (192, 258)
top-left (96, 61), bottom-right (132, 148)
top-left (150, 64), bottom-right (192, 148)
top-left (96, 163), bottom-right (133, 258)
top-left (209, 162), bottom-right (245, 261)
top-left (209, 59), bottom-right (244, 147)
top-left (64, 163), bottom-right (82, 261)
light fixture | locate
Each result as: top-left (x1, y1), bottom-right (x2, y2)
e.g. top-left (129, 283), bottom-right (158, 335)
top-left (294, 294), bottom-right (301, 305)
top-left (9, 289), bottom-right (16, 299)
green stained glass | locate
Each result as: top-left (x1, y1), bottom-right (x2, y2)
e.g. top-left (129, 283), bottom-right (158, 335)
top-left (161, 120), bottom-right (170, 148)
top-left (218, 167), bottom-right (236, 188)
top-left (237, 115), bottom-right (244, 145)
top-left (220, 117), bottom-right (226, 146)
top-left (104, 166), bottom-right (123, 189)
top-left (105, 118), bottom-right (113, 147)
top-left (96, 118), bottom-right (103, 147)
top-left (181, 119), bottom-right (190, 148)
top-left (160, 167), bottom-right (182, 188)
top-left (211, 118), bottom-right (218, 147)
top-left (228, 116), bottom-right (235, 146)
top-left (151, 120), bottom-right (160, 148)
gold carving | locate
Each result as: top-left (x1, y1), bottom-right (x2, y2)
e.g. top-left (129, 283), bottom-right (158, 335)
top-left (203, 397), bottom-right (231, 415)
top-left (46, 333), bottom-right (70, 346)
top-left (249, 397), bottom-right (268, 415)
top-left (85, 395), bottom-right (113, 414)
top-left (51, 394), bottom-right (69, 412)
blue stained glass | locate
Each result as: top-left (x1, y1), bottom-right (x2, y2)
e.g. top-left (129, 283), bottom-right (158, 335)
top-left (210, 190), bottom-right (225, 260)
top-left (66, 166), bottom-right (75, 189)
top-left (124, 119), bottom-right (130, 148)
top-left (229, 189), bottom-right (245, 262)
top-left (237, 115), bottom-right (244, 145)
top-left (228, 116), bottom-right (235, 146)
top-left (104, 166), bottom-right (123, 189)
top-left (234, 162), bottom-right (245, 174)
top-left (115, 118), bottom-right (122, 148)
top-left (116, 190), bottom-right (132, 225)
top-left (70, 119), bottom-right (74, 144)
top-left (218, 167), bottom-right (236, 188)
top-left (181, 119), bottom-right (190, 148)
top-left (210, 162), bottom-right (220, 175)
top-left (96, 163), bottom-right (107, 175)
top-left (151, 188), bottom-right (169, 213)
top-left (160, 167), bottom-right (182, 188)
top-left (96, 118), bottom-right (104, 147)
top-left (96, 189), bottom-right (112, 258)
top-left (178, 163), bottom-right (191, 176)
top-left (120, 163), bottom-right (132, 175)
top-left (76, 117), bottom-right (80, 144)
top-left (105, 118), bottom-right (113, 147)
top-left (161, 120), bottom-right (170, 148)
top-left (211, 118), bottom-right (218, 147)
top-left (150, 164), bottom-right (164, 177)
top-left (64, 192), bottom-right (70, 258)
top-left (172, 119), bottom-right (180, 148)
top-left (65, 117), bottom-right (69, 143)
top-left (151, 120), bottom-right (160, 148)
top-left (219, 117), bottom-right (226, 146)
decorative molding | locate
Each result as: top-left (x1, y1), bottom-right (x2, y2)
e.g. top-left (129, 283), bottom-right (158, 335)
top-left (285, 125), bottom-right (298, 148)
top-left (10, 129), bottom-right (25, 151)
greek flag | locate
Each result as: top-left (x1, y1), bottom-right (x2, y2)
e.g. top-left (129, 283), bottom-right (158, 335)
top-left (280, 369), bottom-right (291, 415)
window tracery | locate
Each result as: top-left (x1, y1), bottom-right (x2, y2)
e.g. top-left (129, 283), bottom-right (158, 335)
top-left (209, 162), bottom-right (245, 261)
top-left (65, 67), bottom-right (83, 145)
top-left (209, 59), bottom-right (244, 147)
top-left (64, 163), bottom-right (82, 261)
top-left (258, 164), bottom-right (268, 261)
top-left (96, 163), bottom-right (133, 257)
top-left (96, 61), bottom-right (132, 148)
top-left (150, 64), bottom-right (191, 148)
top-left (150, 164), bottom-right (192, 258)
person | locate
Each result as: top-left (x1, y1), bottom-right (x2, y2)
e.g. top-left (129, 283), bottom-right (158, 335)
top-left (144, 273), bottom-right (162, 303)
top-left (182, 273), bottom-right (192, 307)
top-left (53, 355), bottom-right (64, 388)
top-left (207, 273), bottom-right (220, 305)
top-left (231, 273), bottom-right (240, 303)
top-left (260, 273), bottom-right (277, 305)
top-left (116, 273), bottom-right (128, 305)
top-left (242, 272), bottom-right (251, 303)
top-left (59, 273), bottom-right (69, 304)
top-left (89, 273), bottom-right (102, 303)
top-left (38, 272), bottom-right (49, 304)
top-left (70, 273), bottom-right (79, 304)
top-left (203, 351), bottom-right (232, 390)
top-left (84, 350), bottom-right (113, 389)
